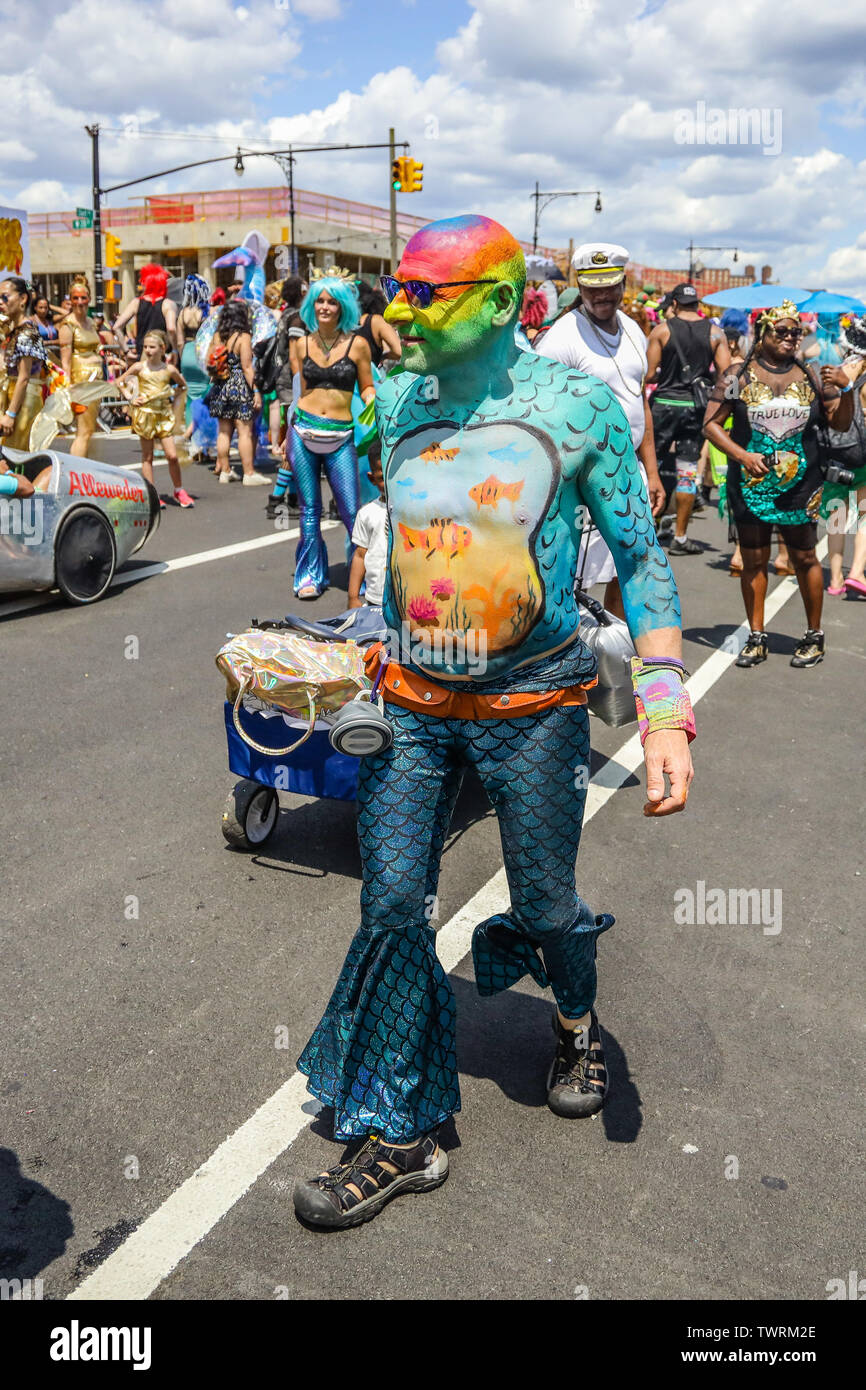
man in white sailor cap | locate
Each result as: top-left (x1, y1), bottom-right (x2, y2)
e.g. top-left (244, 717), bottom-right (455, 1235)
top-left (536, 242), bottom-right (665, 615)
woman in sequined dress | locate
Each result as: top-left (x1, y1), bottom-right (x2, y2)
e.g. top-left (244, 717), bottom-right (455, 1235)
top-left (704, 302), bottom-right (854, 669)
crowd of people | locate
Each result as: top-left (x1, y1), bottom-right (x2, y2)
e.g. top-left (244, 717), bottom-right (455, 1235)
top-left (519, 246), bottom-right (866, 667)
top-left (2, 236), bottom-right (865, 664)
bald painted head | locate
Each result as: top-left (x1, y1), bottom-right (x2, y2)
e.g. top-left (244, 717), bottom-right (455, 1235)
top-left (384, 214), bottom-right (526, 375)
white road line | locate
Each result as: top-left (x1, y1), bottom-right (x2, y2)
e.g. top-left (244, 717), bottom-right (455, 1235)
top-left (67, 543), bottom-right (825, 1300)
top-left (0, 522), bottom-right (341, 617)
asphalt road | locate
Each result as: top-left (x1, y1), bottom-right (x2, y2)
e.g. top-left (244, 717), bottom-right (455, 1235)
top-left (2, 440), bottom-right (864, 1303)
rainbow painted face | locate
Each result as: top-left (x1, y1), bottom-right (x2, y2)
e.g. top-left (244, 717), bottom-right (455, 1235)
top-left (383, 215), bottom-right (523, 375)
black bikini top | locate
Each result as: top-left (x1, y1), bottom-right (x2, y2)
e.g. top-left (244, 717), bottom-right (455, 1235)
top-left (302, 334), bottom-right (358, 392)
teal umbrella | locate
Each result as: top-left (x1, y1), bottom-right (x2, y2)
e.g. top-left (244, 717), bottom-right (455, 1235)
top-left (700, 282), bottom-right (811, 309)
top-left (797, 290), bottom-right (866, 314)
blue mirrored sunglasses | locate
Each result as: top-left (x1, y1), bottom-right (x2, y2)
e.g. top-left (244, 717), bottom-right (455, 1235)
top-left (379, 275), bottom-right (498, 310)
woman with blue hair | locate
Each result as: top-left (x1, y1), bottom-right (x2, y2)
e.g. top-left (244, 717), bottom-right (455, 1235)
top-left (175, 273), bottom-right (216, 462)
top-left (270, 269), bottom-right (375, 598)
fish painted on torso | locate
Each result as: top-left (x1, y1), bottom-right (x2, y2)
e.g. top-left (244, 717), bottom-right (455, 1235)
top-left (398, 516), bottom-right (473, 560)
top-left (468, 474), bottom-right (525, 510)
top-left (419, 443), bottom-right (461, 464)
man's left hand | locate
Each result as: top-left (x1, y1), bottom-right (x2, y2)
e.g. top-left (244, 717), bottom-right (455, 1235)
top-left (643, 728), bottom-right (693, 816)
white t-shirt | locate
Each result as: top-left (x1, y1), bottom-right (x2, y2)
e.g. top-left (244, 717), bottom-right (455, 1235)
top-left (351, 495), bottom-right (388, 606)
top-left (537, 307), bottom-right (648, 449)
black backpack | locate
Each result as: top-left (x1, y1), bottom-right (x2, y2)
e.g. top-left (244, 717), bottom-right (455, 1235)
top-left (253, 334), bottom-right (283, 394)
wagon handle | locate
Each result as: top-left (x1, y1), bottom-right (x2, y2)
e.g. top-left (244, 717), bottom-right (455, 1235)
top-left (232, 679), bottom-right (317, 756)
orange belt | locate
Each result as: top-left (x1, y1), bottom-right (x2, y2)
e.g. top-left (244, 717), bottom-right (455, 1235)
top-left (364, 643), bottom-right (597, 721)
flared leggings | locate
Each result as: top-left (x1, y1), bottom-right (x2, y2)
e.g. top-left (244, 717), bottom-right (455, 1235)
top-left (289, 426), bottom-right (359, 594)
top-left (297, 701), bottom-right (613, 1142)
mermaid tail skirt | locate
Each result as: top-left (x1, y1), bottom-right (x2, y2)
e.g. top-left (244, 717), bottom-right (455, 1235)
top-left (298, 701), bottom-right (613, 1141)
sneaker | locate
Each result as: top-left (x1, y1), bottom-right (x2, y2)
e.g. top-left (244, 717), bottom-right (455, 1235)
top-left (242, 472), bottom-right (269, 486)
top-left (293, 1132), bottom-right (448, 1230)
top-left (790, 629), bottom-right (825, 668)
top-left (736, 631), bottom-right (768, 667)
top-left (547, 1008), bottom-right (608, 1118)
top-left (174, 487), bottom-right (195, 508)
top-left (218, 468), bottom-right (241, 484)
top-left (158, 497), bottom-right (166, 510)
top-left (668, 536), bottom-right (702, 555)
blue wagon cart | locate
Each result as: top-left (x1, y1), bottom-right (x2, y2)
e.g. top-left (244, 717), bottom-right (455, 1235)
top-left (219, 607), bottom-right (386, 850)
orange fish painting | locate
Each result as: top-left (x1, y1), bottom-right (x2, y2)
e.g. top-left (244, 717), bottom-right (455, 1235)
top-left (419, 442), bottom-right (460, 464)
top-left (468, 474), bottom-right (525, 510)
top-left (398, 516), bottom-right (473, 560)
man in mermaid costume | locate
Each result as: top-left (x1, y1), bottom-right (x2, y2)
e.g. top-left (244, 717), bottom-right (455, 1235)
top-left (294, 216), bottom-right (695, 1229)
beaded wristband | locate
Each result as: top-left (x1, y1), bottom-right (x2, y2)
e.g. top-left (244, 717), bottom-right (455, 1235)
top-left (630, 657), bottom-right (696, 746)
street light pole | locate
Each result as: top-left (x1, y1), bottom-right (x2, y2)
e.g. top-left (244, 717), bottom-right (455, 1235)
top-left (270, 152), bottom-right (297, 274)
top-left (86, 123), bottom-right (104, 315)
top-left (531, 186), bottom-right (602, 256)
top-left (686, 239), bottom-right (739, 286)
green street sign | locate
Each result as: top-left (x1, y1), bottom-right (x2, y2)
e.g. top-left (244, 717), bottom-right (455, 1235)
top-left (72, 217), bottom-right (93, 230)
top-left (76, 206), bottom-right (90, 217)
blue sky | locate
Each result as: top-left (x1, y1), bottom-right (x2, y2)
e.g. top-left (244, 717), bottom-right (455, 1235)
top-left (262, 0), bottom-right (473, 111)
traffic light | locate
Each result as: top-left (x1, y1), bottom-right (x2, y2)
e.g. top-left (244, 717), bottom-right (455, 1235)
top-left (391, 156), bottom-right (407, 192)
top-left (105, 232), bottom-right (122, 268)
top-left (103, 279), bottom-right (121, 302)
top-left (404, 159), bottom-right (423, 193)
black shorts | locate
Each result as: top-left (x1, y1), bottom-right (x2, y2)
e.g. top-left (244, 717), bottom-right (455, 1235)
top-left (651, 399), bottom-right (704, 462)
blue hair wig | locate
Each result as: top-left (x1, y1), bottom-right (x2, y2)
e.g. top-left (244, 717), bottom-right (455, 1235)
top-left (720, 308), bottom-right (749, 336)
top-left (300, 277), bottom-right (360, 334)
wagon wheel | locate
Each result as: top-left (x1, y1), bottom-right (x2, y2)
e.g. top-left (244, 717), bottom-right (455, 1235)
top-left (54, 507), bottom-right (117, 605)
top-left (221, 779), bottom-right (279, 850)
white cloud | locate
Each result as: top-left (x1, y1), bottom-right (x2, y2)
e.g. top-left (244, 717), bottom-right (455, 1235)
top-left (15, 180), bottom-right (70, 211)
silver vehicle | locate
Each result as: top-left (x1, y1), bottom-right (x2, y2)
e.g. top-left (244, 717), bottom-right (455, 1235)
top-left (0, 446), bottom-right (159, 604)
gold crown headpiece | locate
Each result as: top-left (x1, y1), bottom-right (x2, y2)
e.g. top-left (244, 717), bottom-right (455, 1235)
top-left (310, 265), bottom-right (354, 282)
top-left (758, 300), bottom-right (801, 332)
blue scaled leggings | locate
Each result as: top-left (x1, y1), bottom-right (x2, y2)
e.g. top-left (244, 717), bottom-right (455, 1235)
top-left (288, 426), bottom-right (360, 594)
top-left (297, 701), bottom-right (613, 1143)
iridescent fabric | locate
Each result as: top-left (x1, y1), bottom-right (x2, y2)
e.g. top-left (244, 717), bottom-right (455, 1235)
top-left (297, 688), bottom-right (612, 1142)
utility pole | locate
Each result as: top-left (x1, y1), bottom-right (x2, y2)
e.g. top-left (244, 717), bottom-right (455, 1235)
top-left (389, 126), bottom-right (398, 272)
top-left (86, 123), bottom-right (104, 315)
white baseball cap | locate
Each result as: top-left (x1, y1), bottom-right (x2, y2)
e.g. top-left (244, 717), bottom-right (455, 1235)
top-left (572, 242), bottom-right (629, 287)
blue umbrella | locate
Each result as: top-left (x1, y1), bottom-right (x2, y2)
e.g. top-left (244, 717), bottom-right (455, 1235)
top-left (701, 282), bottom-right (811, 309)
top-left (797, 290), bottom-right (866, 314)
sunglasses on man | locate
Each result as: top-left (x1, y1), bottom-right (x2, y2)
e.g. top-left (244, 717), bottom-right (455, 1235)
top-left (769, 325), bottom-right (802, 340)
top-left (380, 275), bottom-right (498, 310)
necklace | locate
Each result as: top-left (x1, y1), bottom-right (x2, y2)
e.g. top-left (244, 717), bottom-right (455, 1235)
top-left (579, 309), bottom-right (645, 398)
top-left (316, 329), bottom-right (343, 360)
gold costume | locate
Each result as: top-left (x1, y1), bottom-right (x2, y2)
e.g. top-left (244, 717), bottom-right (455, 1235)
top-left (0, 375), bottom-right (44, 450)
top-left (67, 317), bottom-right (103, 431)
top-left (0, 322), bottom-right (48, 450)
top-left (130, 366), bottom-right (176, 440)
